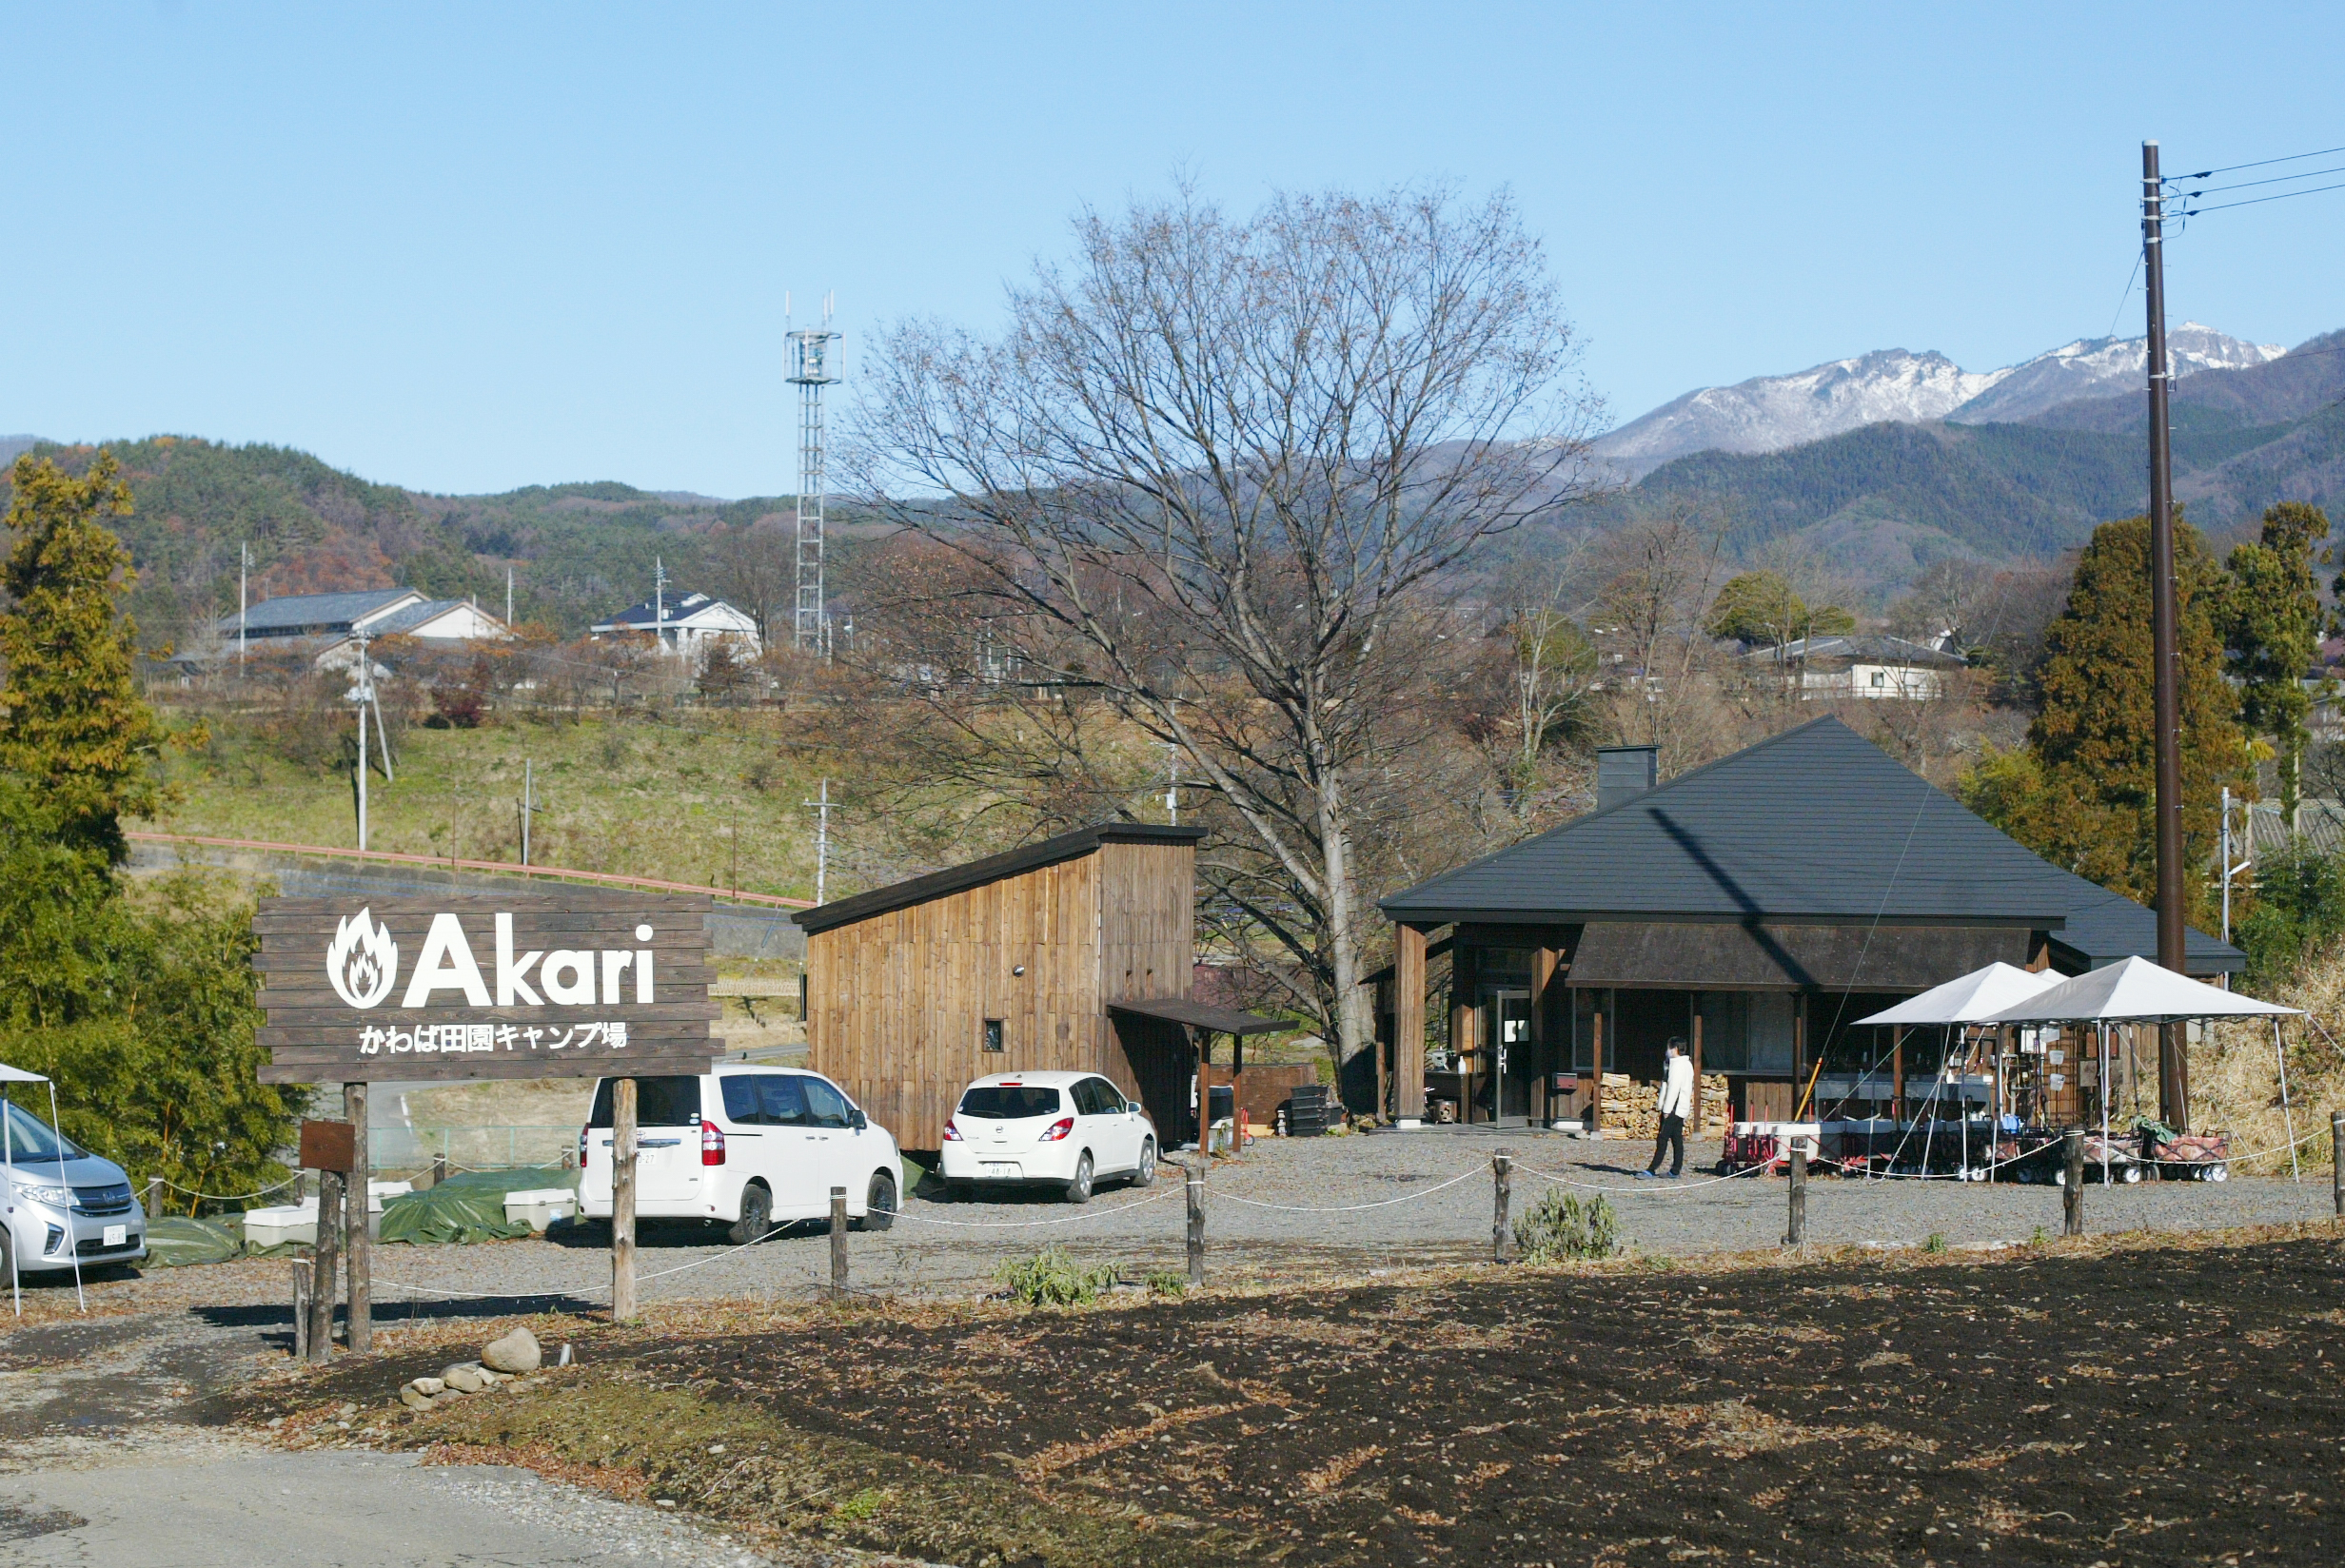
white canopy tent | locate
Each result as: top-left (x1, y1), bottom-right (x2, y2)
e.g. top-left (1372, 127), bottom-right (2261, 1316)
top-left (1852, 962), bottom-right (2061, 1027)
top-left (1843, 964), bottom-right (2067, 1181)
top-left (1990, 956), bottom-right (2303, 1183)
top-left (0, 1064), bottom-right (83, 1315)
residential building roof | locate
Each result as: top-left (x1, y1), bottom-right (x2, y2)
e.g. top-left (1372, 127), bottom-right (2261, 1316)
top-left (1744, 634), bottom-right (1966, 668)
top-left (592, 591), bottom-right (753, 632)
top-left (368, 598), bottom-right (501, 637)
top-left (1377, 716), bottom-right (2244, 971)
top-left (216, 589), bottom-right (422, 637)
top-left (793, 822), bottom-right (1204, 934)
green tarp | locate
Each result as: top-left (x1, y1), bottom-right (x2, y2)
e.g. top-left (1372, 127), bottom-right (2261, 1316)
top-left (142, 1215), bottom-right (246, 1267)
top-left (377, 1165), bottom-right (579, 1245)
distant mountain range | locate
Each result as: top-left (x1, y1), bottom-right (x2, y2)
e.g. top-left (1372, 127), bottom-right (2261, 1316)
top-left (1565, 327), bottom-right (2345, 597)
top-left (1593, 324), bottom-right (2286, 480)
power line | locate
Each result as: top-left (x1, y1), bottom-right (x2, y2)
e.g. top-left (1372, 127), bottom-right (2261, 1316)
top-left (2178, 179), bottom-right (2345, 216)
top-left (2166, 141), bottom-right (2345, 180)
top-left (2169, 162), bottom-right (2345, 199)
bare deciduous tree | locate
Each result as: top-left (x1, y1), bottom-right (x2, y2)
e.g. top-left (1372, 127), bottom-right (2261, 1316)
top-left (849, 185), bottom-right (1604, 1068)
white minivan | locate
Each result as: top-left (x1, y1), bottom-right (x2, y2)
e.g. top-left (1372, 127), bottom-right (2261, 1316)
top-left (578, 1067), bottom-right (900, 1243)
top-left (938, 1070), bottom-right (1157, 1204)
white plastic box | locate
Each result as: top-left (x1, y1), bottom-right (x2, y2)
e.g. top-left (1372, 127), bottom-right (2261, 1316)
top-left (244, 1200), bottom-right (317, 1248)
top-left (502, 1188), bottom-right (578, 1232)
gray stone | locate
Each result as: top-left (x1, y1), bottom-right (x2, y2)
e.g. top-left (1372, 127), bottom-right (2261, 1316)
top-left (482, 1326), bottom-right (542, 1374)
top-left (440, 1362), bottom-right (488, 1394)
top-left (410, 1377), bottom-right (445, 1397)
top-left (398, 1385), bottom-right (434, 1411)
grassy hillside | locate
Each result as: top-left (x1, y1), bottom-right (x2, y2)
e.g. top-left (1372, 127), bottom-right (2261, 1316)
top-left (144, 709), bottom-right (828, 903)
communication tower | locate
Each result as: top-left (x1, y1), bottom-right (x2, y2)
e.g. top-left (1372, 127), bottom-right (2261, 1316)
top-left (787, 293), bottom-right (842, 654)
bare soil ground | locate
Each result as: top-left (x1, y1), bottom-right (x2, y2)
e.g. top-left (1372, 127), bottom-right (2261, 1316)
top-left (224, 1226), bottom-right (2345, 1568)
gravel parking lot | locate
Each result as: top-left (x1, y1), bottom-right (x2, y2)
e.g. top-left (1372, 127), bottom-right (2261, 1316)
top-left (46, 1127), bottom-right (2336, 1326)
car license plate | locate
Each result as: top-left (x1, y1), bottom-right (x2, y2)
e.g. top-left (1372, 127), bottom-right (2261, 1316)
top-left (102, 1225), bottom-right (126, 1248)
top-left (979, 1163), bottom-right (1022, 1180)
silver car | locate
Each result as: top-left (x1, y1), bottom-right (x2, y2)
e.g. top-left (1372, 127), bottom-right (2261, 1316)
top-left (2, 1100), bottom-right (147, 1276)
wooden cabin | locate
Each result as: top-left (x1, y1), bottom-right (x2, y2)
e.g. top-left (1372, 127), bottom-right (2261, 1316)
top-left (1372, 719), bottom-right (2243, 1130)
top-left (793, 822), bottom-right (1214, 1152)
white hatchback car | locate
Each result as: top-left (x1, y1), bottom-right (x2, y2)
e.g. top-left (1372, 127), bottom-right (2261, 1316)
top-left (938, 1070), bottom-right (1157, 1204)
top-left (578, 1067), bottom-right (901, 1243)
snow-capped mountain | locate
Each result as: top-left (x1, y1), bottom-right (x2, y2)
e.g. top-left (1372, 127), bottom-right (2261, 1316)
top-left (1945, 323), bottom-right (2286, 423)
top-left (1592, 325), bottom-right (2284, 480)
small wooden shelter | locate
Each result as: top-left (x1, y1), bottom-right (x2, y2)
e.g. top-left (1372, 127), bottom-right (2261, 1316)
top-left (794, 822), bottom-right (1273, 1152)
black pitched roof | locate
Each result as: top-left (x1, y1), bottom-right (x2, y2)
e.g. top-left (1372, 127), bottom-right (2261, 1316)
top-left (1379, 715), bottom-right (2244, 971)
top-left (792, 822), bottom-right (1204, 934)
top-left (1376, 720), bottom-right (1990, 922)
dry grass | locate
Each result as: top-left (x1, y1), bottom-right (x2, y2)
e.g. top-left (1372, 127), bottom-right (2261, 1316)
top-left (2198, 937), bottom-right (2345, 1174)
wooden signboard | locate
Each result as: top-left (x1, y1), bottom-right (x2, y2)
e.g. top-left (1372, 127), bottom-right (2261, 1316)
top-left (254, 892), bottom-right (719, 1084)
top-left (298, 1118), bottom-right (357, 1171)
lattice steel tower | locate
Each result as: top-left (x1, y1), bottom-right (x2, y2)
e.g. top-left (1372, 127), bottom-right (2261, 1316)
top-left (787, 294), bottom-right (842, 654)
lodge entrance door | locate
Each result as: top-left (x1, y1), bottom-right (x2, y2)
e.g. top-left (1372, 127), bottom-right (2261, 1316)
top-left (1486, 988), bottom-right (1536, 1126)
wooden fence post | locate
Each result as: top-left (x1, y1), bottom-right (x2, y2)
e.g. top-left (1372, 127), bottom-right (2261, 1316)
top-left (1784, 1145), bottom-right (1806, 1249)
top-left (1492, 1152), bottom-right (1512, 1263)
top-left (2330, 1112), bottom-right (2342, 1223)
top-left (2062, 1128), bottom-right (2084, 1237)
top-left (611, 1078), bottom-right (638, 1323)
top-left (1186, 1158), bottom-right (1206, 1288)
top-left (829, 1186), bottom-right (849, 1298)
top-left (290, 1258), bottom-right (310, 1361)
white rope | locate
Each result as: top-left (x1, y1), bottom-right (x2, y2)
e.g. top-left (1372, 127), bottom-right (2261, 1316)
top-left (1508, 1160), bottom-right (1771, 1195)
top-left (885, 1186), bottom-right (1183, 1227)
top-left (158, 1172), bottom-right (304, 1203)
top-left (1210, 1167), bottom-right (1486, 1212)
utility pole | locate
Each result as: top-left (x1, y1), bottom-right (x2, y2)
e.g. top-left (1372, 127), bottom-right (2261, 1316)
top-left (238, 541), bottom-right (248, 674)
top-left (505, 566), bottom-right (514, 628)
top-left (354, 626), bottom-right (370, 853)
top-left (654, 558), bottom-right (667, 657)
top-left (521, 757), bottom-right (535, 867)
top-left (1164, 741), bottom-right (1180, 826)
top-left (804, 777), bottom-right (832, 905)
top-left (2144, 140), bottom-right (2189, 1130)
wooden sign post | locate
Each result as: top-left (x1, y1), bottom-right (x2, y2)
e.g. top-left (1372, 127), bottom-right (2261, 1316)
top-left (255, 892), bottom-right (718, 1341)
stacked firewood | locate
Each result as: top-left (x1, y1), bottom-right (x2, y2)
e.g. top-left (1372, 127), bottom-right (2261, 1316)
top-left (1597, 1072), bottom-right (1729, 1139)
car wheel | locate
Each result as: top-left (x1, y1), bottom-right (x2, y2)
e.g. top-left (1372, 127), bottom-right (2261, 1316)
top-left (1064, 1152), bottom-right (1094, 1205)
top-left (1131, 1138), bottom-right (1156, 1188)
top-left (727, 1183), bottom-right (774, 1245)
top-left (857, 1171), bottom-right (897, 1232)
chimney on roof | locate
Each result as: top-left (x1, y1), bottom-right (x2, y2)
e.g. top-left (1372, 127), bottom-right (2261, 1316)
top-left (1596, 745), bottom-right (1659, 812)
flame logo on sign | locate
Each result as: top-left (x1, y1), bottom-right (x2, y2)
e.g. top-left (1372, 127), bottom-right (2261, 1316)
top-left (325, 908), bottom-right (400, 1009)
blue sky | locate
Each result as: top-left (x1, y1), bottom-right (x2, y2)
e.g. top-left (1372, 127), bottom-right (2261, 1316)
top-left (7, 2), bottom-right (2341, 498)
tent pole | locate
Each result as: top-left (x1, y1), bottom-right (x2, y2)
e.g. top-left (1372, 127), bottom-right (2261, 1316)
top-left (2276, 1018), bottom-right (2299, 1183)
top-left (5, 1091), bottom-right (16, 1317)
top-left (49, 1082), bottom-right (82, 1313)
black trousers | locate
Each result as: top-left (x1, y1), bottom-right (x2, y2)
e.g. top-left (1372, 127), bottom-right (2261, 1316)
top-left (1648, 1112), bottom-right (1685, 1176)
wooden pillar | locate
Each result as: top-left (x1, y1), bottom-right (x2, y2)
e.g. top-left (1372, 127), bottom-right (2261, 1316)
top-left (1891, 1027), bottom-right (1905, 1125)
top-left (1374, 972), bottom-right (1392, 1122)
top-left (1792, 994), bottom-right (1808, 1118)
top-left (309, 1168), bottom-right (341, 1361)
top-left (1394, 925), bottom-right (1427, 1121)
top-left (1591, 1002), bottom-right (1606, 1137)
top-left (611, 1077), bottom-right (638, 1323)
top-left (345, 1082), bottom-right (370, 1354)
top-left (1232, 1031), bottom-right (1246, 1142)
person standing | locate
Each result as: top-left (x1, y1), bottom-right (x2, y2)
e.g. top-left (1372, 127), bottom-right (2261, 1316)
top-left (1641, 1038), bottom-right (1694, 1179)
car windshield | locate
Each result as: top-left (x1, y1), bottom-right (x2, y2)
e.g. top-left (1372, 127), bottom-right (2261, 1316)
top-left (0, 1099), bottom-right (84, 1165)
top-left (588, 1076), bottom-right (703, 1128)
top-left (958, 1085), bottom-right (1062, 1120)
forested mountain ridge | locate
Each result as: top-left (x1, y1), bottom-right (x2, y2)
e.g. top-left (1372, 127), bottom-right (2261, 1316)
top-left (0, 437), bottom-right (821, 653)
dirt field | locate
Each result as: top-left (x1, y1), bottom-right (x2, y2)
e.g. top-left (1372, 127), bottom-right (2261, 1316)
top-left (232, 1227), bottom-right (2345, 1568)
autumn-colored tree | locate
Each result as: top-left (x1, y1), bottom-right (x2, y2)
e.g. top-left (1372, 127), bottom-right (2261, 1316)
top-left (1964, 512), bottom-right (2248, 921)
top-left (0, 454), bottom-right (172, 860)
top-left (2222, 501), bottom-right (2330, 825)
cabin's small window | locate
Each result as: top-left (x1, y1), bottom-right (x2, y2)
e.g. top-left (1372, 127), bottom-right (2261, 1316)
top-left (982, 1018), bottom-right (1005, 1052)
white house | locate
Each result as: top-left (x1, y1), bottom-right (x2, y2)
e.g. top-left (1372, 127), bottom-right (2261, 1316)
top-left (1744, 633), bottom-right (1966, 700)
top-left (590, 590), bottom-right (760, 661)
top-left (208, 588), bottom-right (512, 671)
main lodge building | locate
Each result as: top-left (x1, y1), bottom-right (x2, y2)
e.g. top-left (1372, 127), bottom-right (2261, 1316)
top-left (1374, 717), bottom-right (2241, 1128)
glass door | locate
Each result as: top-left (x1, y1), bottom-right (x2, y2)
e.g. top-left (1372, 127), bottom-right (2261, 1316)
top-left (1488, 989), bottom-right (1534, 1126)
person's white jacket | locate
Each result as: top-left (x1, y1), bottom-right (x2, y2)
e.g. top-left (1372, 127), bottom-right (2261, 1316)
top-left (1656, 1052), bottom-right (1695, 1119)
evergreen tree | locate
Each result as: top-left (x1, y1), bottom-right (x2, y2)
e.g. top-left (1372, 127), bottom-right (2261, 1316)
top-left (2222, 500), bottom-right (2331, 826)
top-left (0, 453), bottom-right (170, 860)
top-left (1964, 512), bottom-right (2248, 921)
top-left (1703, 570), bottom-right (1854, 647)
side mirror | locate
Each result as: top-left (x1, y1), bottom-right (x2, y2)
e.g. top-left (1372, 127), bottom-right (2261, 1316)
top-left (852, 1107), bottom-right (869, 1132)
